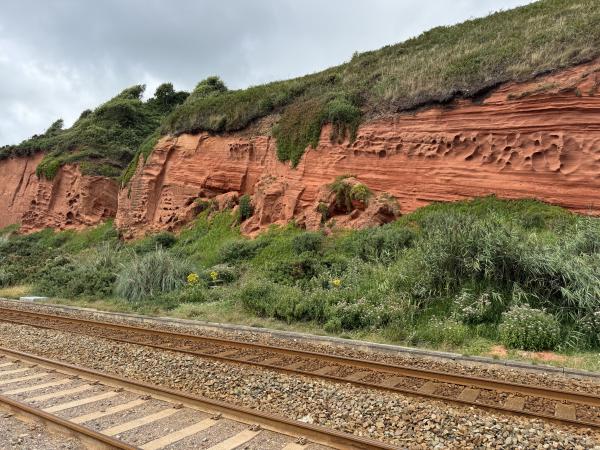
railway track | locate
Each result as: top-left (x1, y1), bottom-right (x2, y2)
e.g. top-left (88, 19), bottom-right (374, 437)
top-left (0, 346), bottom-right (393, 450)
top-left (0, 305), bottom-right (599, 432)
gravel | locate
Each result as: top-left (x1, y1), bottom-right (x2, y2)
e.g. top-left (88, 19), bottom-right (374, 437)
top-left (2, 299), bottom-right (599, 397)
top-left (0, 412), bottom-right (84, 449)
top-left (0, 322), bottom-right (598, 449)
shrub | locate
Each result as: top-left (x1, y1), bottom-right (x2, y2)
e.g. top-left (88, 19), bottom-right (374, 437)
top-left (266, 254), bottom-right (323, 284)
top-left (316, 202), bottom-right (330, 223)
top-left (239, 279), bottom-right (304, 323)
top-left (453, 289), bottom-right (507, 325)
top-left (328, 175), bottom-right (354, 213)
top-left (201, 264), bottom-right (239, 283)
top-left (153, 232), bottom-right (177, 249)
top-left (350, 183), bottom-right (372, 203)
top-left (238, 194), bottom-right (253, 222)
top-left (115, 248), bottom-right (193, 302)
top-left (352, 225), bottom-right (415, 263)
top-left (219, 239), bottom-right (267, 263)
top-left (34, 248), bottom-right (119, 299)
top-left (0, 268), bottom-right (15, 288)
top-left (499, 305), bottom-right (561, 350)
top-left (292, 232), bottom-right (324, 254)
top-left (131, 232), bottom-right (177, 254)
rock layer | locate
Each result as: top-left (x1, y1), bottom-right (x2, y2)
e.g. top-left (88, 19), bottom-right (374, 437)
top-left (117, 60), bottom-right (600, 237)
top-left (3, 61), bottom-right (600, 236)
top-left (0, 155), bottom-right (118, 232)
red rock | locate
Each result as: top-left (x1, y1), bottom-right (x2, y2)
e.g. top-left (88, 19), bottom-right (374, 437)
top-left (0, 155), bottom-right (117, 233)
top-left (4, 60), bottom-right (600, 237)
top-left (118, 60), bottom-right (600, 237)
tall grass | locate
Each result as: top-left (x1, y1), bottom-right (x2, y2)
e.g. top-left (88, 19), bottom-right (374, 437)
top-left (115, 248), bottom-right (194, 302)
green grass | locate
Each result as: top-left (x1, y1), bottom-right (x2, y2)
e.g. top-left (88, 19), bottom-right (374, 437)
top-left (162, 0), bottom-right (600, 164)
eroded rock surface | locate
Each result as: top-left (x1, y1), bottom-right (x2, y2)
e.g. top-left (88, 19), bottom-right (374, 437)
top-left (3, 61), bottom-right (600, 236)
top-left (0, 155), bottom-right (118, 232)
top-left (117, 60), bottom-right (600, 237)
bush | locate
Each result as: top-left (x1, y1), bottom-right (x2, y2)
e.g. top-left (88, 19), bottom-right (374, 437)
top-left (499, 305), bottom-right (561, 351)
top-left (239, 279), bottom-right (304, 323)
top-left (328, 176), bottom-right (353, 213)
top-left (238, 195), bottom-right (253, 222)
top-left (352, 225), bottom-right (415, 263)
top-left (201, 264), bottom-right (239, 283)
top-left (292, 232), bottom-right (324, 254)
top-left (34, 248), bottom-right (119, 299)
top-left (266, 254), bottom-right (323, 284)
top-left (350, 183), bottom-right (372, 203)
top-left (218, 239), bottom-right (267, 263)
top-left (453, 289), bottom-right (507, 325)
top-left (115, 248), bottom-right (193, 302)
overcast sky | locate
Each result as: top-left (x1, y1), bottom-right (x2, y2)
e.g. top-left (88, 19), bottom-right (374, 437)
top-left (0, 0), bottom-right (535, 146)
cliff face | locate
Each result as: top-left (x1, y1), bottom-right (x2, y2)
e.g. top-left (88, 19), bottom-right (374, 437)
top-left (3, 61), bottom-right (600, 236)
top-left (117, 60), bottom-right (600, 237)
top-left (0, 154), bottom-right (118, 232)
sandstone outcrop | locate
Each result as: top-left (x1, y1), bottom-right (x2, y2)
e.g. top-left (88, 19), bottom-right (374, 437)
top-left (3, 61), bottom-right (600, 237)
top-left (117, 60), bottom-right (600, 237)
top-left (0, 155), bottom-right (118, 233)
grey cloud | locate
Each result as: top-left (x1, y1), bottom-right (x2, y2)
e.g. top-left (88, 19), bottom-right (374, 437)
top-left (0, 0), bottom-right (534, 145)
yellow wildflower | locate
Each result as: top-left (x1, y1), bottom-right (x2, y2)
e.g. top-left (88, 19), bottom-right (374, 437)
top-left (332, 278), bottom-right (342, 288)
top-left (187, 273), bottom-right (199, 285)
top-left (210, 271), bottom-right (219, 282)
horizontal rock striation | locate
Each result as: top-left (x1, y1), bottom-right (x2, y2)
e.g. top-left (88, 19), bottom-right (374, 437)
top-left (0, 155), bottom-right (118, 233)
top-left (3, 61), bottom-right (600, 236)
top-left (117, 60), bottom-right (600, 237)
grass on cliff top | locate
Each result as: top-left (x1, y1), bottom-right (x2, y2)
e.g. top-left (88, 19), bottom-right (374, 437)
top-left (0, 84), bottom-right (188, 180)
top-left (163, 0), bottom-right (600, 165)
top-left (2, 197), bottom-right (600, 371)
top-left (2, 0), bottom-right (599, 177)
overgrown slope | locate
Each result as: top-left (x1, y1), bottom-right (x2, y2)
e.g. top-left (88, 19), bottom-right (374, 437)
top-left (164, 0), bottom-right (600, 165)
top-left (1, 197), bottom-right (600, 360)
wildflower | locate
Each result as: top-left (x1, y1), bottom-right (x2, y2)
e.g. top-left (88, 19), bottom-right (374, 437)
top-left (332, 278), bottom-right (342, 288)
top-left (187, 273), bottom-right (199, 285)
top-left (210, 271), bottom-right (219, 282)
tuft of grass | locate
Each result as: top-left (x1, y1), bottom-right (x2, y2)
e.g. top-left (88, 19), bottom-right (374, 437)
top-left (0, 285), bottom-right (33, 299)
top-left (115, 248), bottom-right (194, 302)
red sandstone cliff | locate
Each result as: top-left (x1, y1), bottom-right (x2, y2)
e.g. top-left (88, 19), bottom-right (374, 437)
top-left (117, 60), bottom-right (600, 237)
top-left (3, 61), bottom-right (600, 236)
top-left (0, 153), bottom-right (118, 232)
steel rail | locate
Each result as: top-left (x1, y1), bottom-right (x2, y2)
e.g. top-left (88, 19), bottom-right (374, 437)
top-left (0, 346), bottom-right (396, 450)
top-left (0, 391), bottom-right (136, 450)
top-left (1, 305), bottom-right (599, 431)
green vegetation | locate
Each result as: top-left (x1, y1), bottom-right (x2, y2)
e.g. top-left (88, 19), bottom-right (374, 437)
top-left (0, 84), bottom-right (187, 179)
top-left (238, 194), bottom-right (254, 222)
top-left (2, 197), bottom-right (600, 363)
top-left (499, 305), bottom-right (561, 351)
top-left (162, 0), bottom-right (600, 164)
top-left (115, 248), bottom-right (193, 303)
